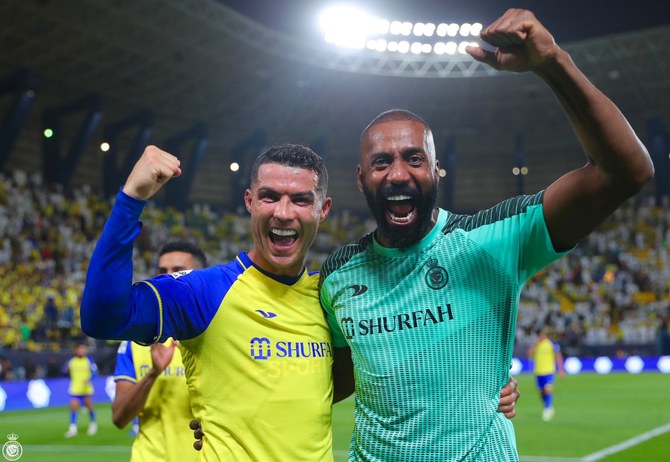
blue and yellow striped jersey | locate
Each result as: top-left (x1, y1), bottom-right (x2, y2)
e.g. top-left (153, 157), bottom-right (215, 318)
top-left (142, 252), bottom-right (334, 462)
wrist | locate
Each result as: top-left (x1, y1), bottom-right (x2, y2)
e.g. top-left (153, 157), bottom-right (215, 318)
top-left (147, 368), bottom-right (162, 379)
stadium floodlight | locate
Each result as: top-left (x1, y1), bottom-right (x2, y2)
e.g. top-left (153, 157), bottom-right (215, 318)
top-left (413, 23), bottom-right (426, 37)
top-left (318, 6), bottom-right (485, 59)
top-left (471, 23), bottom-right (483, 36)
top-left (230, 162), bottom-right (240, 172)
top-left (410, 42), bottom-right (423, 54)
top-left (319, 5), bottom-right (375, 49)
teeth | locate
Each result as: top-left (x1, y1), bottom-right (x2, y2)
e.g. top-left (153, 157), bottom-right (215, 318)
top-left (271, 228), bottom-right (297, 236)
top-left (389, 211), bottom-right (414, 223)
top-left (387, 195), bottom-right (412, 201)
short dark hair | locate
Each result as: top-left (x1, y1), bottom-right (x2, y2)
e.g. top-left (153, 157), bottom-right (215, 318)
top-left (361, 109), bottom-right (432, 143)
top-left (158, 241), bottom-right (207, 268)
top-left (249, 144), bottom-right (328, 197)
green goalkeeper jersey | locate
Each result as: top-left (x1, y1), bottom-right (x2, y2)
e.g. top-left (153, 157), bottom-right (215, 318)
top-left (320, 192), bottom-right (568, 461)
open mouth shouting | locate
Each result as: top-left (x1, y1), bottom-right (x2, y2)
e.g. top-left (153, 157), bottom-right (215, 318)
top-left (269, 228), bottom-right (298, 250)
top-left (386, 194), bottom-right (416, 224)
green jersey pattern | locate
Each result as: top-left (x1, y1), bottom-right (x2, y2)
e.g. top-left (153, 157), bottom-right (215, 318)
top-left (320, 191), bottom-right (568, 462)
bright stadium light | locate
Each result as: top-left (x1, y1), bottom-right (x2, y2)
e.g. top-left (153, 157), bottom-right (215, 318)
top-left (318, 7), bottom-right (485, 57)
top-left (100, 142), bottom-right (110, 152)
top-left (319, 5), bottom-right (375, 49)
top-left (230, 162), bottom-right (240, 172)
top-left (413, 23), bottom-right (426, 36)
top-left (447, 23), bottom-right (460, 37)
top-left (390, 20), bottom-right (403, 35)
top-left (471, 22), bottom-right (483, 36)
top-left (510, 358), bottom-right (523, 375)
top-left (445, 41), bottom-right (457, 54)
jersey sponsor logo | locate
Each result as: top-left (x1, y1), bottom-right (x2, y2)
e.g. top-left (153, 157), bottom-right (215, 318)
top-left (423, 258), bottom-right (448, 290)
top-left (170, 269), bottom-right (193, 279)
top-left (346, 284), bottom-right (368, 297)
top-left (340, 305), bottom-right (454, 338)
top-left (250, 337), bottom-right (333, 360)
top-left (255, 309), bottom-right (278, 318)
top-left (138, 364), bottom-right (185, 378)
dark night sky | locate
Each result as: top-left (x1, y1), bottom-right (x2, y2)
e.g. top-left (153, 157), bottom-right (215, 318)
top-left (220, 0), bottom-right (670, 44)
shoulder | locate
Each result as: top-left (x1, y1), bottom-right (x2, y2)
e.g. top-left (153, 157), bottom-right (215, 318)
top-left (320, 233), bottom-right (374, 282)
top-left (442, 192), bottom-right (545, 234)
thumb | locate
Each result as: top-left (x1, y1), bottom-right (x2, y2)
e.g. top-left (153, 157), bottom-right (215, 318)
top-left (466, 46), bottom-right (497, 67)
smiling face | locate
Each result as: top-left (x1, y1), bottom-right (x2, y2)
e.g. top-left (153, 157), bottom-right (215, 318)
top-left (358, 119), bottom-right (440, 248)
top-left (245, 162), bottom-right (332, 276)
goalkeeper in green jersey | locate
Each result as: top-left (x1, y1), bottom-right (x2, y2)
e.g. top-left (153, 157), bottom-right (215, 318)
top-left (320, 8), bottom-right (653, 461)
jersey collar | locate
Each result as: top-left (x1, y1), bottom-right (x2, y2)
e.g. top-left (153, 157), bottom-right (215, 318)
top-left (372, 208), bottom-right (449, 258)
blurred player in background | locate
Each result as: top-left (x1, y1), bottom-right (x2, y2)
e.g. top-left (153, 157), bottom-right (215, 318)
top-left (63, 343), bottom-right (97, 437)
top-left (528, 328), bottom-right (566, 421)
top-left (112, 241), bottom-right (206, 461)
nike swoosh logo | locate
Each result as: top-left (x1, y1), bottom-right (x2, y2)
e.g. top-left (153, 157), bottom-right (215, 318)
top-left (347, 285), bottom-right (368, 297)
top-left (255, 310), bottom-right (277, 318)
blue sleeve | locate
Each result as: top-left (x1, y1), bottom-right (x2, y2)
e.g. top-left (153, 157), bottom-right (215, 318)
top-left (80, 190), bottom-right (158, 343)
top-left (81, 190), bottom-right (238, 342)
top-left (113, 341), bottom-right (137, 383)
top-left (88, 357), bottom-right (98, 377)
top-left (144, 264), bottom-right (239, 342)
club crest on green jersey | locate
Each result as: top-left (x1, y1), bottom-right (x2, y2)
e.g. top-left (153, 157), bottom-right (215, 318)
top-left (423, 258), bottom-right (448, 290)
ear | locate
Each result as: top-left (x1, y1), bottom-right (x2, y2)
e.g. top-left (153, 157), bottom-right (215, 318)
top-left (244, 188), bottom-right (253, 214)
top-left (356, 164), bottom-right (363, 192)
top-left (434, 159), bottom-right (440, 182)
top-left (320, 196), bottom-right (333, 222)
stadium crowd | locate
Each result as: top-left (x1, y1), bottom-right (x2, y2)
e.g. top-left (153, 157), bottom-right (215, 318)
top-left (0, 169), bottom-right (668, 378)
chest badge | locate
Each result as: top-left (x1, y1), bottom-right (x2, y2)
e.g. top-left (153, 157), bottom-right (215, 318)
top-left (424, 257), bottom-right (448, 290)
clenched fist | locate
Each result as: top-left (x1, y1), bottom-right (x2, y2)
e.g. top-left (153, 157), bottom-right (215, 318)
top-left (122, 145), bottom-right (182, 201)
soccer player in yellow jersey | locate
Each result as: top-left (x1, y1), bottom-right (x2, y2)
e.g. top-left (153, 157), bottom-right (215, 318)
top-left (112, 241), bottom-right (206, 461)
top-left (64, 343), bottom-right (98, 437)
top-left (528, 329), bottom-right (566, 421)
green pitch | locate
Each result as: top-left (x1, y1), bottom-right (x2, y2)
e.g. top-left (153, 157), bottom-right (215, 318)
top-left (1, 373), bottom-right (668, 461)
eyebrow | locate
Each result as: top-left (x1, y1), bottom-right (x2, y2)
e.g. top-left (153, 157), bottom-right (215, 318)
top-left (257, 186), bottom-right (316, 199)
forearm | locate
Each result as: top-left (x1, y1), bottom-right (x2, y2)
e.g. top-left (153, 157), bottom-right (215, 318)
top-left (112, 374), bottom-right (160, 428)
top-left (332, 347), bottom-right (355, 404)
top-left (81, 190), bottom-right (157, 341)
top-left (536, 49), bottom-right (653, 190)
